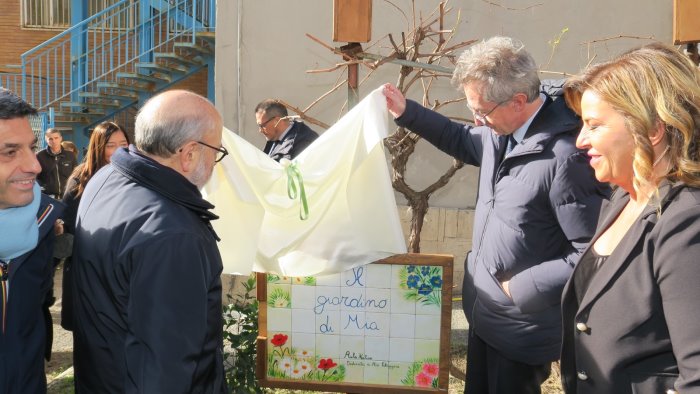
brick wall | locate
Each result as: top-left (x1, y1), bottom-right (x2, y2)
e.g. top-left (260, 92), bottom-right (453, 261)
top-left (0, 1), bottom-right (63, 73)
top-left (0, 0), bottom-right (210, 101)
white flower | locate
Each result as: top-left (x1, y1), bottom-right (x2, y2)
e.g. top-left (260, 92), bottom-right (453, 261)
top-left (279, 357), bottom-right (293, 375)
top-left (298, 360), bottom-right (312, 376)
top-left (290, 366), bottom-right (306, 379)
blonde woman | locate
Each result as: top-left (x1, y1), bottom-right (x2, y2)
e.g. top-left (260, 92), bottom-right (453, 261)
top-left (561, 43), bottom-right (700, 393)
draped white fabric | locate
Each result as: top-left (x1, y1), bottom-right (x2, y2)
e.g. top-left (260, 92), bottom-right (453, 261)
top-left (203, 87), bottom-right (406, 277)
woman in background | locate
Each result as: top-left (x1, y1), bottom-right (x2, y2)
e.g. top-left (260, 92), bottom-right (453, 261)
top-left (60, 121), bottom-right (129, 330)
top-left (560, 43), bottom-right (700, 394)
top-left (61, 140), bottom-right (78, 158)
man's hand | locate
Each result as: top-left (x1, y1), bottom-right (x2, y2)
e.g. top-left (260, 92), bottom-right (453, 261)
top-left (54, 219), bottom-right (64, 236)
top-left (382, 83), bottom-right (407, 118)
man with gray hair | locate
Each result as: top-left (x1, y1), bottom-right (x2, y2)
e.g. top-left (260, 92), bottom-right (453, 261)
top-left (71, 90), bottom-right (227, 393)
top-left (384, 36), bottom-right (608, 393)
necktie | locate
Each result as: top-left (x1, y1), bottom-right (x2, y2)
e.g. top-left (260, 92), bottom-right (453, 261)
top-left (506, 135), bottom-right (517, 155)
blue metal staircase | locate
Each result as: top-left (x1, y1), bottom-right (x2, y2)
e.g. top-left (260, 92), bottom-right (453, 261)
top-left (16, 0), bottom-right (215, 149)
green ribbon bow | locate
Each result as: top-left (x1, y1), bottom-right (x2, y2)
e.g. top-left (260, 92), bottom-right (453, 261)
top-left (284, 161), bottom-right (309, 220)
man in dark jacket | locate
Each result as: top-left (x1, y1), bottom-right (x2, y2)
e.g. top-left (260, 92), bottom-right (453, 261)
top-left (255, 99), bottom-right (319, 161)
top-left (36, 128), bottom-right (77, 198)
top-left (72, 90), bottom-right (227, 393)
top-left (0, 87), bottom-right (64, 394)
top-left (384, 36), bottom-right (609, 393)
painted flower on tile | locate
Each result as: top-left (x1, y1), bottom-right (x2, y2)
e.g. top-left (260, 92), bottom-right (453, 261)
top-left (318, 358), bottom-right (338, 370)
top-left (313, 357), bottom-right (345, 382)
top-left (417, 284), bottom-right (433, 295)
top-left (290, 367), bottom-right (305, 379)
top-left (422, 362), bottom-right (439, 377)
top-left (298, 360), bottom-right (312, 374)
top-left (269, 287), bottom-right (291, 308)
top-left (398, 264), bottom-right (443, 307)
top-left (267, 274), bottom-right (290, 284)
top-left (415, 372), bottom-right (433, 387)
top-left (279, 357), bottom-right (293, 374)
top-left (296, 348), bottom-right (312, 359)
top-left (271, 333), bottom-right (288, 347)
top-left (401, 358), bottom-right (440, 388)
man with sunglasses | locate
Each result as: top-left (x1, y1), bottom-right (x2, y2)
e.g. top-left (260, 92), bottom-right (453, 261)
top-left (255, 99), bottom-right (318, 162)
top-left (384, 37), bottom-right (609, 393)
top-left (71, 90), bottom-right (226, 393)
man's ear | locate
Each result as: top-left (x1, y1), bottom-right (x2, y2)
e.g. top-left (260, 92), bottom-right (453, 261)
top-left (511, 93), bottom-right (528, 111)
top-left (178, 141), bottom-right (199, 173)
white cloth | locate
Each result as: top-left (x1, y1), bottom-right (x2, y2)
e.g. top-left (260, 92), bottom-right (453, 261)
top-left (203, 87), bottom-right (406, 276)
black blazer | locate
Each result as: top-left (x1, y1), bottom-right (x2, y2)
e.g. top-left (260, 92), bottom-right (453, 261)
top-left (561, 182), bottom-right (700, 394)
top-left (263, 121), bottom-right (319, 162)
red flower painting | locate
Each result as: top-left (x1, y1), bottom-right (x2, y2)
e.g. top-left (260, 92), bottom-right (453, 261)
top-left (317, 358), bottom-right (338, 370)
top-left (271, 333), bottom-right (288, 347)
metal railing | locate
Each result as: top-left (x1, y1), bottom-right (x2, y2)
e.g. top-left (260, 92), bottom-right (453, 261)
top-left (20, 0), bottom-right (215, 110)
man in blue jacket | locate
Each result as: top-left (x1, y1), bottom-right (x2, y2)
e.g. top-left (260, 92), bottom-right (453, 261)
top-left (384, 37), bottom-right (609, 393)
top-left (72, 90), bottom-right (227, 393)
top-left (0, 87), bottom-right (64, 394)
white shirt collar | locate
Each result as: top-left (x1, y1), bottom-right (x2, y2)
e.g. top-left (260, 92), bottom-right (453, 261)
top-left (276, 122), bottom-right (294, 141)
top-left (511, 93), bottom-right (546, 144)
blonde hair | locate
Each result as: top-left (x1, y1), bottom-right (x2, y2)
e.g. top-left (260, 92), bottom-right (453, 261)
top-left (565, 43), bottom-right (700, 195)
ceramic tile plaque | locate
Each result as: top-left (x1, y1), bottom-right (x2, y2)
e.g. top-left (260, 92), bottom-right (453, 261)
top-left (256, 253), bottom-right (453, 393)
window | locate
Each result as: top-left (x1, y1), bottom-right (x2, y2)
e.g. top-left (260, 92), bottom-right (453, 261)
top-left (21, 0), bottom-right (126, 29)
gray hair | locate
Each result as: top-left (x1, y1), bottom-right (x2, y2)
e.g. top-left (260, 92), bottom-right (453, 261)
top-left (134, 92), bottom-right (218, 157)
top-left (451, 36), bottom-right (540, 102)
top-left (0, 88), bottom-right (37, 119)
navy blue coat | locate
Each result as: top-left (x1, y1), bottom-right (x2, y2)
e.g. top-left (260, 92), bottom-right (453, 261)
top-left (395, 95), bottom-right (609, 364)
top-left (263, 120), bottom-right (319, 161)
top-left (0, 196), bottom-right (63, 394)
top-left (72, 147), bottom-right (226, 393)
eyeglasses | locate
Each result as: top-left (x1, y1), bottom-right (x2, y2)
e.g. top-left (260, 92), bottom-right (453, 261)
top-left (468, 99), bottom-right (511, 123)
top-left (197, 140), bottom-right (229, 163)
top-left (257, 116), bottom-right (278, 130)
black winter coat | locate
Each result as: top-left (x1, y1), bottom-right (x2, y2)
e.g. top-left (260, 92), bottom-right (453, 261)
top-left (263, 121), bottom-right (319, 161)
top-left (561, 183), bottom-right (700, 393)
top-left (72, 147), bottom-right (226, 393)
top-left (36, 147), bottom-right (77, 197)
top-left (0, 196), bottom-right (63, 394)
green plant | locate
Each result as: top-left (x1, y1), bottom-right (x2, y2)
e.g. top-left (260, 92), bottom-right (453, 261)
top-left (222, 275), bottom-right (263, 393)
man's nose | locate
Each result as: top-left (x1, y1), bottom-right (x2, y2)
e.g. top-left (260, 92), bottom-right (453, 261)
top-left (23, 150), bottom-right (42, 174)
